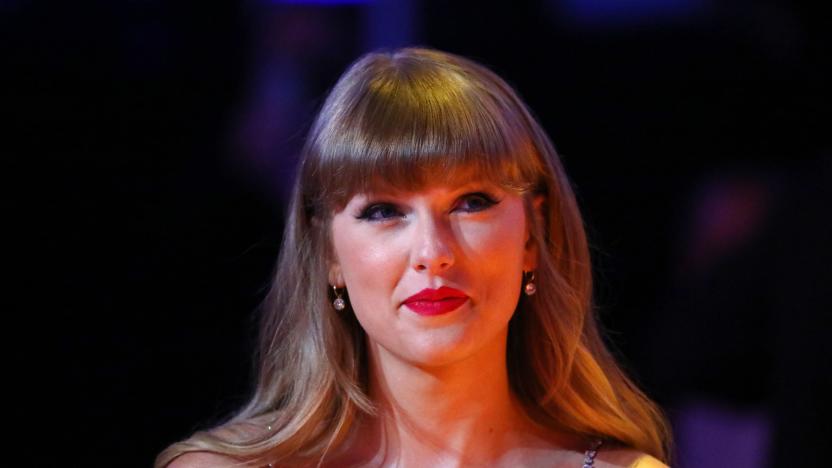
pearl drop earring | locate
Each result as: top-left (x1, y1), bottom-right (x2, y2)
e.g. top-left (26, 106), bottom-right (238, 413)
top-left (524, 271), bottom-right (537, 296)
top-left (332, 285), bottom-right (346, 311)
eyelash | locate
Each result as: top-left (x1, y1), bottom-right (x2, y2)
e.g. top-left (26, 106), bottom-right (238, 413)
top-left (355, 192), bottom-right (501, 222)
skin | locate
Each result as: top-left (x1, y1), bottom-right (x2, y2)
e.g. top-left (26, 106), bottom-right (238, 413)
top-left (329, 180), bottom-right (536, 368)
top-left (327, 178), bottom-right (574, 466)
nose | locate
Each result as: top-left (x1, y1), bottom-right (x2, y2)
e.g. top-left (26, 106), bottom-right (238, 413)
top-left (411, 214), bottom-right (455, 274)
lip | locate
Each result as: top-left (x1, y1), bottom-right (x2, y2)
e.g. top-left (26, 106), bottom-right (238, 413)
top-left (402, 286), bottom-right (469, 316)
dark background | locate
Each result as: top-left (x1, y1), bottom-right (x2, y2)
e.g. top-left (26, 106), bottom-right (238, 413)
top-left (7, 0), bottom-right (830, 466)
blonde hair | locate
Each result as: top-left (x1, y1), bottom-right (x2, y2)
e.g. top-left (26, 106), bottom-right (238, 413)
top-left (156, 47), bottom-right (671, 467)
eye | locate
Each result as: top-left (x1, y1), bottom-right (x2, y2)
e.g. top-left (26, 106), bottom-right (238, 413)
top-left (356, 203), bottom-right (403, 222)
top-left (455, 192), bottom-right (500, 213)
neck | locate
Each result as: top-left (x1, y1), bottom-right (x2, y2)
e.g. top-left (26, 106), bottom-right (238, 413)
top-left (361, 330), bottom-right (538, 466)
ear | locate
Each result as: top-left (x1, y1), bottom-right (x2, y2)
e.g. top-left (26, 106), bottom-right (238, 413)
top-left (523, 194), bottom-right (545, 271)
top-left (328, 261), bottom-right (344, 288)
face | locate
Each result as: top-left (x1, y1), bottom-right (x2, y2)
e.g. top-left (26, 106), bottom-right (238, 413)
top-left (329, 177), bottom-right (540, 368)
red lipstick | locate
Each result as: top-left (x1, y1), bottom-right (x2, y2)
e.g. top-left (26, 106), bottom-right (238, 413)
top-left (402, 286), bottom-right (469, 316)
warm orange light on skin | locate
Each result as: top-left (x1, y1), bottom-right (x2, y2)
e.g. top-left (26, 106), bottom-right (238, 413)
top-left (329, 179), bottom-right (536, 368)
top-left (327, 178), bottom-right (552, 465)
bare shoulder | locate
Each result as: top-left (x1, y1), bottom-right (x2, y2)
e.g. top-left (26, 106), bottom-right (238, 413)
top-left (595, 448), bottom-right (669, 468)
top-left (629, 454), bottom-right (669, 468)
top-left (165, 451), bottom-right (242, 468)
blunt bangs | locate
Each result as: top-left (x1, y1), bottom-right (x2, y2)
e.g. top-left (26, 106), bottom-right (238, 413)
top-left (300, 49), bottom-right (546, 215)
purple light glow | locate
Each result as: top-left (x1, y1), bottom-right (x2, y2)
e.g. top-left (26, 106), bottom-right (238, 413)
top-left (559, 0), bottom-right (705, 25)
top-left (267, 0), bottom-right (372, 5)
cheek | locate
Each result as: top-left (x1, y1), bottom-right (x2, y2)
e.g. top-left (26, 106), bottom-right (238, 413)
top-left (458, 207), bottom-right (528, 272)
top-left (331, 220), bottom-right (405, 310)
top-left (459, 207), bottom-right (528, 307)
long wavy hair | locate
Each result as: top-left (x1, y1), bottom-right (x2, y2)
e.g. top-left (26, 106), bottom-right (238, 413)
top-left (156, 47), bottom-right (671, 467)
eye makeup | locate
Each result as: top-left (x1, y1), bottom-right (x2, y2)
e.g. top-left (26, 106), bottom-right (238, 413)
top-left (352, 188), bottom-right (503, 224)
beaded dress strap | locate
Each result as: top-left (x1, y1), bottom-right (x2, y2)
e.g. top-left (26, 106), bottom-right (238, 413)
top-left (582, 439), bottom-right (604, 468)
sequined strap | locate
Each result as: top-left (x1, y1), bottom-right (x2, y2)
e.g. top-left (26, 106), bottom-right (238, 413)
top-left (582, 439), bottom-right (604, 468)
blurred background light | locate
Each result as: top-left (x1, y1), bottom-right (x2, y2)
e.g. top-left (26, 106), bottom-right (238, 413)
top-left (556, 0), bottom-right (707, 26)
top-left (269, 0), bottom-right (373, 5)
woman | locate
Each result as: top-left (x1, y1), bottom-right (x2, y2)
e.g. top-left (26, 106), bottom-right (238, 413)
top-left (158, 47), bottom-right (671, 467)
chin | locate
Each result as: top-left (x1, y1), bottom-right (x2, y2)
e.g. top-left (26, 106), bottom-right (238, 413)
top-left (396, 330), bottom-right (487, 368)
